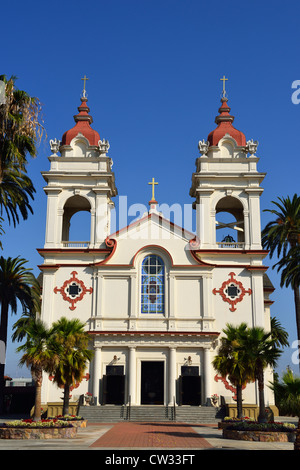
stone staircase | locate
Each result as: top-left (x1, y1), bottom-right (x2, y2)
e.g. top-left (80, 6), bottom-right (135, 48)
top-left (174, 406), bottom-right (223, 423)
top-left (78, 404), bottom-right (223, 423)
top-left (78, 405), bottom-right (126, 423)
top-left (128, 406), bottom-right (169, 421)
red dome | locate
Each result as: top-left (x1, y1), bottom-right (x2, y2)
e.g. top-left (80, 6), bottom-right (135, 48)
top-left (61, 97), bottom-right (100, 146)
top-left (207, 98), bottom-right (246, 147)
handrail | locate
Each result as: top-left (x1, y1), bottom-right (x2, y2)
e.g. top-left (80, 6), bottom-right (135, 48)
top-left (128, 395), bottom-right (131, 421)
top-left (173, 396), bottom-right (176, 421)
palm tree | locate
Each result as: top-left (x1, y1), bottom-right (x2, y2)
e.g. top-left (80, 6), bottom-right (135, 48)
top-left (271, 316), bottom-right (290, 349)
top-left (16, 318), bottom-right (59, 421)
top-left (262, 194), bottom-right (300, 257)
top-left (49, 317), bottom-right (93, 416)
top-left (269, 368), bottom-right (300, 450)
top-left (240, 326), bottom-right (282, 423)
top-left (0, 217), bottom-right (4, 250)
top-left (262, 194), bottom-right (300, 360)
top-left (0, 75), bottom-right (44, 227)
top-left (12, 276), bottom-right (42, 343)
top-left (0, 256), bottom-right (36, 412)
top-left (0, 75), bottom-right (44, 174)
top-left (0, 162), bottom-right (35, 227)
top-left (212, 323), bottom-right (253, 418)
top-left (275, 247), bottom-right (300, 360)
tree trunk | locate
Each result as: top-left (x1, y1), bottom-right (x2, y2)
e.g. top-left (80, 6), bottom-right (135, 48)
top-left (257, 367), bottom-right (267, 423)
top-left (0, 301), bottom-right (9, 414)
top-left (62, 384), bottom-right (70, 416)
top-left (32, 366), bottom-right (43, 421)
top-left (293, 285), bottom-right (300, 371)
top-left (236, 384), bottom-right (243, 419)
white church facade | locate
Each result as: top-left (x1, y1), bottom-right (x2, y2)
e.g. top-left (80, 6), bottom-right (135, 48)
top-left (38, 83), bottom-right (275, 411)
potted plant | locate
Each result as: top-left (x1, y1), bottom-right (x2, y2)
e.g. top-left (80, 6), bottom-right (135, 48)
top-left (211, 394), bottom-right (219, 406)
top-left (85, 392), bottom-right (92, 405)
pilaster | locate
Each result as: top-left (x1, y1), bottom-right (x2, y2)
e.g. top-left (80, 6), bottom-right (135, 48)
top-left (128, 346), bottom-right (137, 405)
top-left (92, 346), bottom-right (102, 405)
top-left (203, 346), bottom-right (212, 405)
top-left (168, 347), bottom-right (177, 406)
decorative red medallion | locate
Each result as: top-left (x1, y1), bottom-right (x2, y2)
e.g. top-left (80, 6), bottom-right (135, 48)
top-left (54, 271), bottom-right (93, 310)
top-left (212, 272), bottom-right (252, 312)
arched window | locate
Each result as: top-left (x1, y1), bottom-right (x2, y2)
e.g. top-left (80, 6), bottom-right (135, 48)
top-left (62, 195), bottom-right (91, 246)
top-left (141, 255), bottom-right (165, 314)
top-left (215, 196), bottom-right (245, 248)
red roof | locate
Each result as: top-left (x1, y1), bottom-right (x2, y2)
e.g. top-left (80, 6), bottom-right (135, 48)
top-left (61, 97), bottom-right (100, 146)
top-left (207, 97), bottom-right (246, 147)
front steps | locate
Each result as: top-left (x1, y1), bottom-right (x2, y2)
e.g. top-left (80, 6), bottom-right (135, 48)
top-left (174, 406), bottom-right (224, 423)
top-left (78, 405), bottom-right (126, 423)
top-left (128, 406), bottom-right (169, 422)
top-left (78, 404), bottom-right (223, 423)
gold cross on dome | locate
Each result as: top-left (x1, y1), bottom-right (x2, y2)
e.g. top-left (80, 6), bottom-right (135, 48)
top-left (220, 75), bottom-right (228, 97)
top-left (81, 75), bottom-right (89, 97)
top-left (148, 177), bottom-right (158, 202)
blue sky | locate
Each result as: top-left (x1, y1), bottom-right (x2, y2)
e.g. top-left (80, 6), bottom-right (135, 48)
top-left (2, 0), bottom-right (300, 377)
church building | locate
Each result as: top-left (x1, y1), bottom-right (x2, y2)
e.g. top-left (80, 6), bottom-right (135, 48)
top-left (38, 79), bottom-right (275, 413)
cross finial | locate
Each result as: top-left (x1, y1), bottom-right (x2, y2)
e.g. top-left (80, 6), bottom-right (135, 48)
top-left (148, 177), bottom-right (158, 204)
top-left (220, 75), bottom-right (228, 98)
top-left (81, 75), bottom-right (89, 98)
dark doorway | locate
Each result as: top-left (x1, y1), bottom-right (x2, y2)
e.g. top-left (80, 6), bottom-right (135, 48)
top-left (141, 361), bottom-right (164, 405)
top-left (103, 365), bottom-right (125, 405)
top-left (179, 366), bottom-right (201, 405)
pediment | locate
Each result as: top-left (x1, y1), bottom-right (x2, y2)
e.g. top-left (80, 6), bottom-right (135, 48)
top-left (104, 210), bottom-right (198, 267)
top-left (111, 210), bottom-right (195, 243)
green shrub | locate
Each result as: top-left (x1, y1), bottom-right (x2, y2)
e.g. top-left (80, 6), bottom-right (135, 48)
top-left (229, 421), bottom-right (296, 432)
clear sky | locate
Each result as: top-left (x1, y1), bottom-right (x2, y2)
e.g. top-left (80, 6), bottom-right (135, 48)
top-left (1, 0), bottom-right (300, 378)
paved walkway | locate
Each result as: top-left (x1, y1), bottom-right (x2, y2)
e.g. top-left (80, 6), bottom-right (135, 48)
top-left (90, 422), bottom-right (213, 449)
top-left (0, 420), bottom-right (296, 451)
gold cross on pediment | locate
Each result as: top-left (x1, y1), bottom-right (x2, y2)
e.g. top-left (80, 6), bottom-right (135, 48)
top-left (148, 177), bottom-right (158, 202)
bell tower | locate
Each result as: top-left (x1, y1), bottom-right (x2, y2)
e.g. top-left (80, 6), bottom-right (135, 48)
top-left (42, 85), bottom-right (117, 250)
top-left (190, 82), bottom-right (265, 251)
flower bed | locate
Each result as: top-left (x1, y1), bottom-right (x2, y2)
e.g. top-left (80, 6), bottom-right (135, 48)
top-left (50, 415), bottom-right (87, 428)
top-left (0, 419), bottom-right (77, 439)
top-left (222, 421), bottom-right (296, 442)
top-left (223, 428), bottom-right (295, 442)
top-left (218, 417), bottom-right (255, 429)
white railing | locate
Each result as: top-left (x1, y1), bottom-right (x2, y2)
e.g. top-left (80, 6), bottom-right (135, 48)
top-left (217, 242), bottom-right (245, 249)
top-left (62, 241), bottom-right (90, 248)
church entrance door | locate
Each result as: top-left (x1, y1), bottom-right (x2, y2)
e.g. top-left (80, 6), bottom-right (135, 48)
top-left (141, 361), bottom-right (164, 405)
top-left (179, 366), bottom-right (201, 406)
top-left (103, 365), bottom-right (125, 405)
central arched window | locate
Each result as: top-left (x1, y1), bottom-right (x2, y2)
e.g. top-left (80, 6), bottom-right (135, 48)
top-left (141, 255), bottom-right (165, 314)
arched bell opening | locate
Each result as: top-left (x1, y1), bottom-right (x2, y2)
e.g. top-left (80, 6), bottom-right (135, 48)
top-left (62, 195), bottom-right (91, 247)
top-left (215, 196), bottom-right (245, 248)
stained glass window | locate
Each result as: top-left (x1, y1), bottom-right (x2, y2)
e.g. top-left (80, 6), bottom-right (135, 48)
top-left (141, 255), bottom-right (165, 314)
